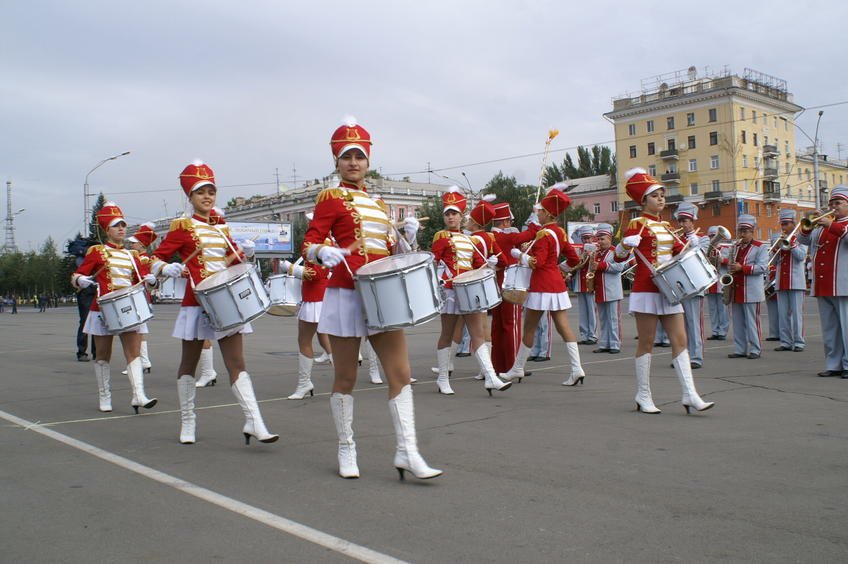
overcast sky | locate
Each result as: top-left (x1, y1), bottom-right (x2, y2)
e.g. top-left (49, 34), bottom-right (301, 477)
top-left (3, 0), bottom-right (846, 251)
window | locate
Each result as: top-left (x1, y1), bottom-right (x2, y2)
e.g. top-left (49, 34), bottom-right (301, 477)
top-left (764, 135), bottom-right (769, 146)
top-left (667, 139), bottom-right (676, 151)
top-left (690, 183), bottom-right (699, 195)
top-left (785, 141), bottom-right (790, 155)
top-left (709, 131), bottom-right (718, 145)
top-left (752, 110), bottom-right (757, 123)
top-left (667, 116), bottom-right (675, 130)
top-left (741, 130), bottom-right (747, 144)
top-left (710, 155), bottom-right (719, 169)
top-left (806, 169), bottom-right (811, 180)
top-left (712, 179), bottom-right (721, 192)
top-left (667, 162), bottom-right (678, 174)
top-left (797, 169), bottom-right (802, 180)
top-left (785, 163), bottom-right (790, 174)
top-left (646, 120), bottom-right (654, 133)
top-left (593, 202), bottom-right (601, 214)
top-left (648, 164), bottom-right (657, 176)
top-left (774, 116), bottom-right (778, 128)
top-left (687, 112), bottom-right (695, 126)
top-left (629, 145), bottom-right (637, 158)
top-left (753, 133), bottom-right (758, 146)
top-left (740, 107), bottom-right (745, 120)
top-left (610, 200), bottom-right (619, 212)
top-left (398, 208), bottom-right (405, 219)
top-left (743, 179), bottom-right (748, 191)
top-left (688, 159), bottom-right (697, 172)
top-left (708, 108), bottom-right (717, 122)
top-left (783, 118), bottom-right (788, 131)
top-left (754, 156), bottom-right (760, 170)
top-left (647, 142), bottom-right (655, 155)
top-left (766, 204), bottom-right (772, 217)
top-left (742, 155), bottom-right (748, 167)
top-left (628, 123), bottom-right (636, 136)
top-left (712, 202), bottom-right (721, 216)
top-left (687, 135), bottom-right (696, 149)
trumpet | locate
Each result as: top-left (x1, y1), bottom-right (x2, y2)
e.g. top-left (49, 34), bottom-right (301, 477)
top-left (622, 263), bottom-right (636, 282)
top-left (800, 209), bottom-right (835, 230)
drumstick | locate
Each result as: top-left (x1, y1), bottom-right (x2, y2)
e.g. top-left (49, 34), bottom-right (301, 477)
top-left (75, 265), bottom-right (105, 293)
top-left (225, 234), bottom-right (261, 266)
top-left (678, 228), bottom-right (701, 253)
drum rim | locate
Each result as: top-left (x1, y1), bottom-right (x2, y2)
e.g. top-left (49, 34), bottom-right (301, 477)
top-left (98, 284), bottom-right (146, 303)
top-left (452, 268), bottom-right (495, 284)
top-left (354, 251), bottom-right (434, 278)
top-left (195, 263), bottom-right (258, 293)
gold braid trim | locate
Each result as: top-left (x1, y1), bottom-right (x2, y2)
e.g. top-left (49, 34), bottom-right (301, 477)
top-left (315, 188), bottom-right (343, 203)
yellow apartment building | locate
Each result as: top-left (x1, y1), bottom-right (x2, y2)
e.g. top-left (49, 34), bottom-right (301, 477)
top-left (603, 66), bottom-right (846, 240)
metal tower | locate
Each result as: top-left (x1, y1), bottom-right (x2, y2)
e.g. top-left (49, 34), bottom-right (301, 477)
top-left (3, 181), bottom-right (18, 254)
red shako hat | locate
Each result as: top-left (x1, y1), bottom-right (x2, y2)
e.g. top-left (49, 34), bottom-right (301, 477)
top-left (97, 202), bottom-right (125, 230)
top-left (624, 167), bottom-right (663, 204)
top-left (442, 186), bottom-right (467, 214)
top-left (128, 222), bottom-right (157, 246)
top-left (469, 194), bottom-right (497, 226)
top-left (179, 160), bottom-right (216, 196)
top-left (492, 202), bottom-right (514, 221)
top-left (540, 182), bottom-right (572, 216)
top-left (330, 116), bottom-right (372, 160)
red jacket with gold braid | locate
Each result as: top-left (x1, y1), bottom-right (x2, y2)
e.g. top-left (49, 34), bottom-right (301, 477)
top-left (472, 230), bottom-right (506, 269)
top-left (151, 213), bottom-right (245, 307)
top-left (300, 261), bottom-right (330, 303)
top-left (73, 243), bottom-right (149, 312)
top-left (526, 223), bottom-right (580, 293)
top-left (431, 229), bottom-right (485, 289)
top-left (615, 214), bottom-right (685, 293)
top-left (491, 224), bottom-right (540, 284)
top-left (301, 181), bottom-right (397, 290)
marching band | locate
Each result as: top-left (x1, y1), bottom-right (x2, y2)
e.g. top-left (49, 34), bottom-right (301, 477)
top-left (69, 120), bottom-right (848, 485)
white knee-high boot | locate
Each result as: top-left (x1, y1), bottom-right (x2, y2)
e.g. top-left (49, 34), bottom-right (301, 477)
top-left (330, 393), bottom-right (359, 478)
top-left (499, 342), bottom-right (531, 383)
top-left (672, 350), bottom-right (715, 414)
top-left (475, 343), bottom-right (511, 395)
top-left (431, 342), bottom-right (457, 376)
top-left (364, 341), bottom-right (383, 384)
top-left (195, 347), bottom-right (217, 387)
top-left (389, 385), bottom-right (442, 480)
top-left (177, 375), bottom-right (196, 444)
top-left (634, 353), bottom-right (661, 413)
top-left (435, 347), bottom-right (455, 395)
top-left (94, 360), bottom-right (112, 412)
top-left (139, 340), bottom-right (152, 372)
top-left (232, 372), bottom-right (278, 445)
top-left (127, 357), bottom-right (157, 414)
top-left (288, 353), bottom-right (315, 399)
top-left (561, 342), bottom-right (586, 386)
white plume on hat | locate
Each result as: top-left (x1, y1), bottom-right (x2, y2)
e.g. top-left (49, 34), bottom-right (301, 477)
top-left (212, 206), bottom-right (225, 217)
top-left (549, 181), bottom-right (571, 191)
top-left (445, 185), bottom-right (461, 194)
top-left (141, 221), bottom-right (155, 229)
top-left (103, 201), bottom-right (118, 207)
top-left (191, 159), bottom-right (204, 166)
top-left (624, 167), bottom-right (647, 181)
top-left (341, 115), bottom-right (358, 127)
top-left (481, 193), bottom-right (497, 202)
top-left (305, 212), bottom-right (314, 221)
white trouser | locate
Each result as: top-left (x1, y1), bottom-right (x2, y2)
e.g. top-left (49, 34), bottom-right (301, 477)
top-left (576, 293), bottom-right (597, 341)
top-left (596, 300), bottom-right (621, 350)
top-left (681, 295), bottom-right (704, 365)
top-left (731, 302), bottom-right (762, 356)
top-left (817, 296), bottom-right (848, 371)
top-left (706, 293), bottom-right (730, 337)
top-left (777, 290), bottom-right (805, 349)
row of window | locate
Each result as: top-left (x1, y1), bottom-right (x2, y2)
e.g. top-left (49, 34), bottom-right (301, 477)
top-left (644, 157), bottom-right (720, 176)
top-left (630, 132), bottom-right (720, 158)
top-left (627, 108), bottom-right (718, 136)
top-left (739, 108), bottom-right (789, 130)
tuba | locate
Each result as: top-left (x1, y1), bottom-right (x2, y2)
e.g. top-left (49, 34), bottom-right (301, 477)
top-left (721, 238), bottom-right (742, 305)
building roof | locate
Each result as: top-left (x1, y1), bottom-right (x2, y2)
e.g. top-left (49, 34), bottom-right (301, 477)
top-left (563, 174), bottom-right (615, 195)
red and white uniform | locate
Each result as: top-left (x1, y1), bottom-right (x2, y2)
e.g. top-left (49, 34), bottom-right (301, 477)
top-left (524, 223), bottom-right (580, 310)
top-left (302, 181), bottom-right (398, 336)
top-left (298, 260), bottom-right (329, 323)
top-left (432, 229), bottom-right (485, 315)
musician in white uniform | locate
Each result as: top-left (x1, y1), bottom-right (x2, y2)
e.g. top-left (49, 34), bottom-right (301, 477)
top-left (572, 226), bottom-right (598, 345)
top-left (765, 232), bottom-right (781, 342)
top-left (590, 223), bottom-right (628, 354)
top-left (673, 202), bottom-right (708, 368)
top-left (705, 225), bottom-right (731, 341)
top-left (773, 209), bottom-right (807, 352)
top-left (726, 214), bottom-right (768, 359)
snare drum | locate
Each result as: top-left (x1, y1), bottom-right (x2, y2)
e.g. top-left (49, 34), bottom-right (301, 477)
top-left (354, 252), bottom-right (443, 330)
top-left (453, 268), bottom-right (502, 313)
top-left (502, 264), bottom-right (532, 305)
top-left (158, 276), bottom-right (187, 303)
top-left (267, 273), bottom-right (302, 316)
top-left (98, 284), bottom-right (153, 333)
top-left (193, 263), bottom-right (271, 331)
top-left (652, 248), bottom-right (718, 305)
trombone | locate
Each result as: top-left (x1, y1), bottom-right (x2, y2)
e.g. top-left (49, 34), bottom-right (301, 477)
top-left (800, 209), bottom-right (835, 231)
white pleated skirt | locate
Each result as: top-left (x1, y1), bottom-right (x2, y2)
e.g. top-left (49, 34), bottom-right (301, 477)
top-left (628, 292), bottom-right (684, 315)
top-left (524, 291), bottom-right (572, 311)
top-left (172, 306), bottom-right (253, 341)
top-left (440, 288), bottom-right (462, 315)
top-left (84, 311), bottom-right (149, 336)
top-left (318, 287), bottom-right (382, 337)
top-left (298, 301), bottom-right (322, 323)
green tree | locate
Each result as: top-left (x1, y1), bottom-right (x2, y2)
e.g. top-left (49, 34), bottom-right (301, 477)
top-left (544, 145), bottom-right (615, 185)
top-left (290, 214), bottom-right (310, 258)
top-left (89, 193), bottom-right (107, 240)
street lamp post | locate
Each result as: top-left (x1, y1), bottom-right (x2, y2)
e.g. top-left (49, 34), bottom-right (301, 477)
top-left (813, 111), bottom-right (824, 210)
top-left (83, 151), bottom-right (131, 234)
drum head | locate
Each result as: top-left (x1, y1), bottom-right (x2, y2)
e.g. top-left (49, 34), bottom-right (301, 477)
top-left (453, 268), bottom-right (494, 284)
top-left (355, 252), bottom-right (433, 277)
top-left (99, 285), bottom-right (137, 302)
top-left (195, 263), bottom-right (254, 291)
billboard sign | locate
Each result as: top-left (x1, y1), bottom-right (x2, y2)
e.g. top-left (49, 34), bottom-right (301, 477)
top-left (227, 221), bottom-right (293, 254)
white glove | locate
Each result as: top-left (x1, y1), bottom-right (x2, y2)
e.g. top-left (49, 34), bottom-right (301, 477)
top-left (510, 248), bottom-right (530, 266)
top-left (510, 248), bottom-right (523, 260)
top-left (526, 212), bottom-right (540, 226)
top-left (317, 245), bottom-right (349, 267)
top-left (402, 216), bottom-right (420, 242)
top-left (280, 259), bottom-right (293, 272)
top-left (291, 264), bottom-right (305, 278)
top-left (622, 234), bottom-right (642, 248)
top-left (486, 255), bottom-right (499, 268)
top-left (143, 274), bottom-right (157, 285)
top-left (76, 275), bottom-right (95, 289)
top-left (240, 239), bottom-right (256, 258)
top-left (162, 262), bottom-right (185, 278)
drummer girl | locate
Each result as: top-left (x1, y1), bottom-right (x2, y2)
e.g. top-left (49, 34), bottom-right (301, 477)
top-left (432, 190), bottom-right (510, 395)
top-left (71, 203), bottom-right (158, 414)
top-left (302, 117), bottom-right (440, 480)
top-left (124, 222), bottom-right (158, 375)
top-left (614, 168), bottom-right (714, 414)
top-left (152, 161), bottom-right (278, 445)
top-left (499, 185), bottom-right (585, 385)
top-left (280, 217), bottom-right (332, 400)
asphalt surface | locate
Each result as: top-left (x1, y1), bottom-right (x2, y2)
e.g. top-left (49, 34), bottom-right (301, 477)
top-left (1, 300), bottom-right (846, 563)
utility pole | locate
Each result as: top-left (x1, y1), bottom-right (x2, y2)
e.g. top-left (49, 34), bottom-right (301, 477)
top-left (813, 111), bottom-right (824, 210)
top-left (292, 163), bottom-right (297, 187)
top-left (275, 168), bottom-right (281, 194)
top-left (3, 181), bottom-right (17, 253)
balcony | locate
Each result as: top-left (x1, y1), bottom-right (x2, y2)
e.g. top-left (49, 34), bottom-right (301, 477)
top-left (665, 194), bottom-right (684, 203)
top-left (704, 191), bottom-right (723, 201)
top-left (762, 144), bottom-right (779, 157)
top-left (763, 189), bottom-right (781, 201)
top-left (624, 200), bottom-right (641, 210)
top-left (763, 167), bottom-right (779, 179)
top-left (661, 172), bottom-right (681, 183)
top-left (659, 149), bottom-right (679, 160)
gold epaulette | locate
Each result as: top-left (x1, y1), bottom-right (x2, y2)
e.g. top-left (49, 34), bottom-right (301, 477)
top-left (315, 187), bottom-right (344, 203)
top-left (535, 228), bottom-right (555, 241)
top-left (627, 217), bottom-right (648, 230)
top-left (433, 230), bottom-right (451, 242)
top-left (169, 217), bottom-right (193, 232)
top-left (84, 245), bottom-right (101, 257)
